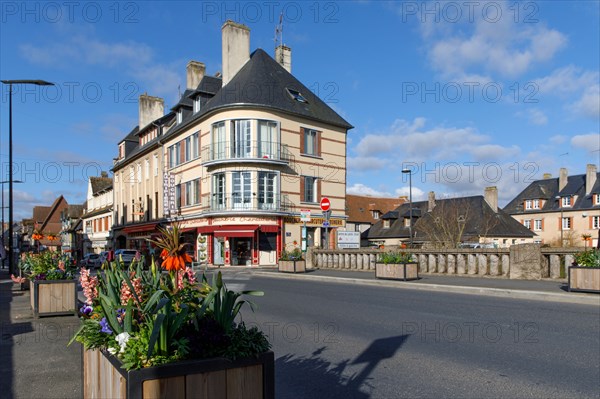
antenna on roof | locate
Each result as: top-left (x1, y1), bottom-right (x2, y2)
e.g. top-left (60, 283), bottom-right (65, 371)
top-left (274, 12), bottom-right (284, 61)
top-left (177, 84), bottom-right (181, 99)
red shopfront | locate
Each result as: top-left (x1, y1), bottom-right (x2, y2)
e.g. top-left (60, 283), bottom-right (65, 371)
top-left (197, 223), bottom-right (281, 266)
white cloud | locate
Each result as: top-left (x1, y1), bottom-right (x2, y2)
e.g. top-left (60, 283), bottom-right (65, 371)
top-left (347, 184), bottom-right (392, 197)
top-left (535, 65), bottom-right (598, 95)
top-left (570, 85), bottom-right (600, 118)
top-left (525, 108), bottom-right (548, 125)
top-left (549, 135), bottom-right (568, 145)
top-left (394, 186), bottom-right (426, 201)
top-left (354, 117), bottom-right (519, 162)
top-left (419, 3), bottom-right (567, 79)
top-left (571, 134), bottom-right (600, 151)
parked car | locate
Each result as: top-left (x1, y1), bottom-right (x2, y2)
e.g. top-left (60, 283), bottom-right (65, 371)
top-left (114, 249), bottom-right (139, 265)
top-left (80, 253), bottom-right (101, 268)
top-left (98, 251), bottom-right (113, 266)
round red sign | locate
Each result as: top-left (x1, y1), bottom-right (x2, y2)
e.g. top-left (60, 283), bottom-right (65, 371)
top-left (320, 197), bottom-right (331, 212)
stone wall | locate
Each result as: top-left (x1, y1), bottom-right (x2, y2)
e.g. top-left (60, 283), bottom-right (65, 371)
top-left (307, 246), bottom-right (580, 280)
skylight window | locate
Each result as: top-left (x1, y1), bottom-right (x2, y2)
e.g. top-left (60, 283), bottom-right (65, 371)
top-left (286, 88), bottom-right (308, 103)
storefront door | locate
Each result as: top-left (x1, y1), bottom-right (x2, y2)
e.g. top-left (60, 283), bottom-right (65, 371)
top-left (213, 237), bottom-right (224, 265)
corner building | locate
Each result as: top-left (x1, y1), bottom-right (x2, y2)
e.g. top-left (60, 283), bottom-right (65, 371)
top-left (113, 21), bottom-right (352, 266)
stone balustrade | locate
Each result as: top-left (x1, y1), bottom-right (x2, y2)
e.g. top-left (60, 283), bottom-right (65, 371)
top-left (307, 244), bottom-right (582, 280)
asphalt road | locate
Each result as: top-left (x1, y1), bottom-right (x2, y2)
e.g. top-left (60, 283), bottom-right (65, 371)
top-left (214, 270), bottom-right (600, 399)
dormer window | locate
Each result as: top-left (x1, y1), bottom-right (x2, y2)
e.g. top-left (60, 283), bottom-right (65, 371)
top-left (286, 88), bottom-right (307, 103)
top-left (561, 196), bottom-right (572, 207)
top-left (594, 194), bottom-right (600, 206)
top-left (383, 219), bottom-right (390, 229)
top-left (525, 200), bottom-right (532, 210)
top-left (372, 210), bottom-right (380, 220)
top-left (533, 199), bottom-right (541, 209)
top-left (177, 109), bottom-right (183, 124)
top-left (194, 97), bottom-right (201, 113)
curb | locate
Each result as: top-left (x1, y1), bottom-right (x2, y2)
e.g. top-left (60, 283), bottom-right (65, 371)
top-left (253, 271), bottom-right (600, 306)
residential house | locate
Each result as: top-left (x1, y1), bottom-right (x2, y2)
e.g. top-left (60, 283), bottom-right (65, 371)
top-left (28, 196), bottom-right (69, 251)
top-left (367, 187), bottom-right (535, 248)
top-left (504, 164), bottom-right (600, 247)
top-left (112, 21), bottom-right (352, 266)
top-left (60, 204), bottom-right (84, 262)
top-left (81, 172), bottom-right (114, 255)
top-left (345, 194), bottom-right (405, 246)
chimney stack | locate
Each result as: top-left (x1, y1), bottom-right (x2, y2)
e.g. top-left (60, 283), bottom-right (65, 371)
top-left (559, 168), bottom-right (568, 192)
top-left (186, 61), bottom-right (205, 90)
top-left (586, 164), bottom-right (598, 195)
top-left (543, 173), bottom-right (552, 179)
top-left (484, 186), bottom-right (498, 213)
top-left (428, 191), bottom-right (436, 212)
top-left (275, 45), bottom-right (292, 73)
top-left (221, 20), bottom-right (250, 86)
top-left (139, 94), bottom-right (164, 131)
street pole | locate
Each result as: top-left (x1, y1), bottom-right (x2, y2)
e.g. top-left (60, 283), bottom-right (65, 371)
top-left (555, 196), bottom-right (564, 247)
top-left (402, 169), bottom-right (413, 247)
top-left (1, 80), bottom-right (54, 275)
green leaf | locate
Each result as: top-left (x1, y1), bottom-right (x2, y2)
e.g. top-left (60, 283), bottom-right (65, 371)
top-left (147, 313), bottom-right (166, 358)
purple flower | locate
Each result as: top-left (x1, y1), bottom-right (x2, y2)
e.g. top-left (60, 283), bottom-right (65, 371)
top-left (80, 305), bottom-right (93, 316)
top-left (100, 317), bottom-right (113, 334)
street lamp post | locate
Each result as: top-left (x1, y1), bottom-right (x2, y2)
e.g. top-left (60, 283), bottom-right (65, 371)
top-left (555, 195), bottom-right (564, 247)
top-left (1, 79), bottom-right (54, 275)
top-left (1, 180), bottom-right (23, 268)
top-left (402, 168), bottom-right (413, 247)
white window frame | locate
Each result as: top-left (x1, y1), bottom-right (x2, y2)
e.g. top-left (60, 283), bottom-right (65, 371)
top-left (153, 154), bottom-right (159, 176)
top-left (534, 219), bottom-right (542, 231)
top-left (372, 211), bottom-right (380, 220)
top-left (524, 219), bottom-right (531, 229)
top-left (192, 132), bottom-right (200, 159)
top-left (212, 122), bottom-right (226, 160)
top-left (177, 109), bottom-right (183, 124)
top-left (303, 128), bottom-right (318, 156)
top-left (383, 219), bottom-right (390, 229)
top-left (212, 173), bottom-right (226, 210)
top-left (533, 199), bottom-right (540, 209)
top-left (303, 176), bottom-right (317, 203)
top-left (232, 171), bottom-right (252, 209)
top-left (258, 171), bottom-right (278, 210)
top-left (525, 200), bottom-right (532, 210)
top-left (194, 97), bottom-right (201, 113)
top-left (592, 216), bottom-right (600, 229)
top-left (258, 120), bottom-right (278, 159)
top-left (594, 194), bottom-right (600, 206)
top-left (232, 120), bottom-right (252, 159)
top-left (562, 196), bottom-right (572, 207)
top-left (561, 217), bottom-right (571, 230)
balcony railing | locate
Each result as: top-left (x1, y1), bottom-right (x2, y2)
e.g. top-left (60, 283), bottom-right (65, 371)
top-left (201, 194), bottom-right (293, 213)
top-left (201, 141), bottom-right (290, 164)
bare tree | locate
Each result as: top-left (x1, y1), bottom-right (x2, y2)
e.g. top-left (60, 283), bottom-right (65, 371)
top-left (414, 199), bottom-right (471, 249)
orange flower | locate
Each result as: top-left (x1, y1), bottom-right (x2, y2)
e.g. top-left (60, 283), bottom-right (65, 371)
top-left (149, 224), bottom-right (191, 272)
top-left (162, 253), bottom-right (192, 271)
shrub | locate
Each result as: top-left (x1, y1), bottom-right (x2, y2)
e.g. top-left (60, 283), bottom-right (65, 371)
top-left (379, 252), bottom-right (414, 264)
top-left (574, 249), bottom-right (600, 268)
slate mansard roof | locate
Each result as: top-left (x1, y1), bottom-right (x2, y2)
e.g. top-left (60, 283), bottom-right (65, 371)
top-left (503, 171), bottom-right (600, 214)
top-left (367, 196), bottom-right (535, 241)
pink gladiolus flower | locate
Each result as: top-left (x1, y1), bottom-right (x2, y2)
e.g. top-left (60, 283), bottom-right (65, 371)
top-left (10, 274), bottom-right (27, 284)
top-left (79, 267), bottom-right (99, 305)
top-left (58, 260), bottom-right (65, 271)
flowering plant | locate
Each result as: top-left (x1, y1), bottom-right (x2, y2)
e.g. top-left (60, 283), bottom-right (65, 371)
top-left (70, 226), bottom-right (270, 370)
top-left (15, 251), bottom-right (76, 281)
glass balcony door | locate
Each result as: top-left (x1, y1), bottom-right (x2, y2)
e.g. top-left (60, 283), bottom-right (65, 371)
top-left (232, 120), bottom-right (252, 159)
top-left (232, 171), bottom-right (251, 209)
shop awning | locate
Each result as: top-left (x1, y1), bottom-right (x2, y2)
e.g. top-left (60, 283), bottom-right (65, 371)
top-left (259, 225), bottom-right (279, 233)
top-left (122, 223), bottom-right (158, 234)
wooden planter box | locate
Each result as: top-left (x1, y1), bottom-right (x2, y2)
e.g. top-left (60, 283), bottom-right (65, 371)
top-left (375, 263), bottom-right (419, 281)
top-left (83, 349), bottom-right (275, 399)
top-left (568, 266), bottom-right (600, 293)
top-left (278, 260), bottom-right (306, 273)
top-left (29, 279), bottom-right (78, 318)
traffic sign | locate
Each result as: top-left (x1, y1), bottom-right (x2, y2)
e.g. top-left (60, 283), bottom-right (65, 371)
top-left (323, 221), bottom-right (330, 227)
top-left (300, 209), bottom-right (311, 222)
top-left (320, 197), bottom-right (331, 212)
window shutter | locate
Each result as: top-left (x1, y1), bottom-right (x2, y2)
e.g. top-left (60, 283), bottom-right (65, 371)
top-left (181, 184), bottom-right (186, 207)
top-left (180, 140), bottom-right (185, 163)
top-left (569, 217), bottom-right (573, 229)
top-left (300, 177), bottom-right (305, 202)
top-left (541, 219), bottom-right (544, 231)
top-left (317, 179), bottom-right (322, 202)
top-left (317, 130), bottom-right (322, 156)
top-left (300, 128), bottom-right (305, 154)
top-left (590, 216), bottom-right (593, 229)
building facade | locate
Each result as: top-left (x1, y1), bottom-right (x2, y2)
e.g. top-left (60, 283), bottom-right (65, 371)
top-left (111, 21), bottom-right (352, 266)
top-left (81, 173), bottom-right (113, 255)
top-left (504, 165), bottom-right (600, 247)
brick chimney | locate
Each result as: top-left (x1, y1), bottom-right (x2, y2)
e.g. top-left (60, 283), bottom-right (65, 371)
top-left (428, 191), bottom-right (436, 212)
top-left (139, 94), bottom-right (164, 131)
top-left (275, 45), bottom-right (292, 73)
top-left (484, 186), bottom-right (498, 213)
top-left (559, 168), bottom-right (568, 192)
top-left (222, 20), bottom-right (250, 86)
top-left (586, 164), bottom-right (598, 195)
top-left (186, 61), bottom-right (205, 90)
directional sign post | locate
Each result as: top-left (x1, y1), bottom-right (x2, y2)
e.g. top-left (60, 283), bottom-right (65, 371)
top-left (321, 198), bottom-right (331, 249)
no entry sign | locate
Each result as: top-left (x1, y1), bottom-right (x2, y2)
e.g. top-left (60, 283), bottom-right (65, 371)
top-left (320, 197), bottom-right (330, 212)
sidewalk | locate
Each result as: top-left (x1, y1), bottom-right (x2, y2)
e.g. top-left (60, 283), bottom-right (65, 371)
top-left (0, 269), bottom-right (82, 399)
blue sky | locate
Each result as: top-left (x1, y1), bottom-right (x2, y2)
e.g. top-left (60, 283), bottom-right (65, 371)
top-left (1, 1), bottom-right (599, 220)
